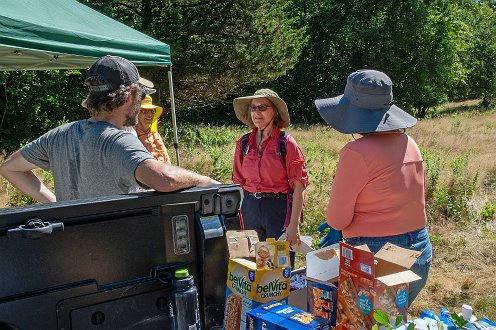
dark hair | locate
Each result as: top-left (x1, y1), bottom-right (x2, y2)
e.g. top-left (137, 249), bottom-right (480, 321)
top-left (84, 80), bottom-right (136, 116)
top-left (272, 113), bottom-right (284, 128)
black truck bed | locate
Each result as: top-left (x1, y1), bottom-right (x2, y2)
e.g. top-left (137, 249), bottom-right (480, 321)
top-left (0, 184), bottom-right (242, 329)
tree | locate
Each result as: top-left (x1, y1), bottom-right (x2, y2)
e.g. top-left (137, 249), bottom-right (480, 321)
top-left (360, 0), bottom-right (466, 118)
top-left (454, 0), bottom-right (496, 107)
top-left (83, 0), bottom-right (307, 108)
top-left (274, 0), bottom-right (466, 120)
top-left (0, 70), bottom-right (86, 151)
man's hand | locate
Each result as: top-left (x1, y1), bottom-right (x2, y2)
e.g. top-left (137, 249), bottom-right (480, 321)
top-left (317, 221), bottom-right (343, 248)
top-left (197, 177), bottom-right (221, 186)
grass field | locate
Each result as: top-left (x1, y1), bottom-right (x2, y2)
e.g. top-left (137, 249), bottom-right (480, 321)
top-left (1, 102), bottom-right (495, 320)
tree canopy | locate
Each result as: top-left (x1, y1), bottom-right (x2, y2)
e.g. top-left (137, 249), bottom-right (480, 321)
top-left (1, 0), bottom-right (495, 151)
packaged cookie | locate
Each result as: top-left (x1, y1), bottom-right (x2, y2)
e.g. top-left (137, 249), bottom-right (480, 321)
top-left (255, 238), bottom-right (290, 269)
top-left (224, 293), bottom-right (242, 329)
top-left (255, 242), bottom-right (276, 269)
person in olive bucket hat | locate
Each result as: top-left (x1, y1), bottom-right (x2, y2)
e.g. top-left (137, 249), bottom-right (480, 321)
top-left (232, 89), bottom-right (308, 268)
top-left (315, 69), bottom-right (432, 304)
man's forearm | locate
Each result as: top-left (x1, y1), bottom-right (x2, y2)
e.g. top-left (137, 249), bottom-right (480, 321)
top-left (136, 159), bottom-right (220, 192)
top-left (0, 150), bottom-right (56, 203)
top-left (1, 170), bottom-right (56, 203)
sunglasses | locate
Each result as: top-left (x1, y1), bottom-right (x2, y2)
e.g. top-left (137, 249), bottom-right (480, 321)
top-left (139, 109), bottom-right (156, 115)
top-left (139, 89), bottom-right (147, 101)
top-left (248, 104), bottom-right (273, 112)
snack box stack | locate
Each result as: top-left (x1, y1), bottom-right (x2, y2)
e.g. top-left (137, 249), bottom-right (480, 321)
top-left (336, 242), bottom-right (421, 329)
top-left (246, 301), bottom-right (333, 330)
top-left (224, 231), bottom-right (291, 330)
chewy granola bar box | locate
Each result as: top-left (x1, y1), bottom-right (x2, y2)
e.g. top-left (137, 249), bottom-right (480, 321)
top-left (224, 258), bottom-right (291, 330)
top-left (336, 242), bottom-right (421, 329)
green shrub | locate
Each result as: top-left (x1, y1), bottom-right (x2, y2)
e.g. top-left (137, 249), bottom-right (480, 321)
top-left (420, 147), bottom-right (443, 200)
top-left (480, 201), bottom-right (496, 222)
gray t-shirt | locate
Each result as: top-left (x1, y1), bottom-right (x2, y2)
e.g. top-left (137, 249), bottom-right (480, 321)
top-left (21, 120), bottom-right (154, 201)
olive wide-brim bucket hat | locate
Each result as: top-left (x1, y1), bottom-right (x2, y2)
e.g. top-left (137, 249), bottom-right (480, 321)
top-left (233, 89), bottom-right (290, 128)
top-left (314, 70), bottom-right (417, 134)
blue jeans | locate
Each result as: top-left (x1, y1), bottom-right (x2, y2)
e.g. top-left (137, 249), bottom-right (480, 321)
top-left (344, 227), bottom-right (432, 305)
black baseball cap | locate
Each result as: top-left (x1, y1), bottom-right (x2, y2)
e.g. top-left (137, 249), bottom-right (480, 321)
top-left (85, 55), bottom-right (154, 93)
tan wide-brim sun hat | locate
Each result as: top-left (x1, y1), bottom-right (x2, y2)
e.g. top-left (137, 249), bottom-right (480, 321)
top-left (233, 89), bottom-right (290, 128)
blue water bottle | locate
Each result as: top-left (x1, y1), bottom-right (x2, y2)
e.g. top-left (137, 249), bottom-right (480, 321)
top-left (169, 269), bottom-right (201, 329)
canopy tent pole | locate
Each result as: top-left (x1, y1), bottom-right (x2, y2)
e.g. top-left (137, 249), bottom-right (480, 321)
top-left (167, 65), bottom-right (180, 166)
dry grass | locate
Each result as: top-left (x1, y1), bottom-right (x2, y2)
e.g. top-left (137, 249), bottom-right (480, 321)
top-left (412, 111), bottom-right (496, 185)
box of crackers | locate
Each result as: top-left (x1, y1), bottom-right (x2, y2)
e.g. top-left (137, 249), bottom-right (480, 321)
top-left (246, 301), bottom-right (332, 329)
top-left (336, 242), bottom-right (421, 329)
top-left (223, 232), bottom-right (291, 329)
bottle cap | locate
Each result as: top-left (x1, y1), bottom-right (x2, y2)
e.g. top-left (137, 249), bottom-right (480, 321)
top-left (175, 269), bottom-right (189, 278)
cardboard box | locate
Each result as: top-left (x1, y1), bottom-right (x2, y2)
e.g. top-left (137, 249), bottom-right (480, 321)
top-left (304, 245), bottom-right (340, 328)
top-left (307, 279), bottom-right (338, 326)
top-left (336, 242), bottom-right (421, 329)
top-left (306, 245), bottom-right (340, 283)
top-left (288, 268), bottom-right (307, 311)
top-left (246, 301), bottom-right (333, 330)
top-left (226, 230), bottom-right (259, 259)
top-left (256, 238), bottom-right (290, 269)
top-left (224, 231), bottom-right (291, 330)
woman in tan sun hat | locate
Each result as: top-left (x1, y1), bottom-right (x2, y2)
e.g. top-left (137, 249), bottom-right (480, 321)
top-left (134, 95), bottom-right (171, 164)
top-left (232, 89), bottom-right (308, 267)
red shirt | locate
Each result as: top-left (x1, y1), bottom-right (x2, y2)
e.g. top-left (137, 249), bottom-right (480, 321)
top-left (232, 128), bottom-right (308, 193)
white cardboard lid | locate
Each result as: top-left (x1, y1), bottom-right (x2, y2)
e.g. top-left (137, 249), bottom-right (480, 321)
top-left (376, 269), bottom-right (421, 286)
top-left (305, 244), bottom-right (340, 282)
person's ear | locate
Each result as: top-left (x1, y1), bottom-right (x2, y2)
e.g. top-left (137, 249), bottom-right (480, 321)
top-left (129, 88), bottom-right (137, 103)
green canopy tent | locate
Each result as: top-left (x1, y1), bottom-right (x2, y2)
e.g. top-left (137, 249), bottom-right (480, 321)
top-left (0, 0), bottom-right (181, 163)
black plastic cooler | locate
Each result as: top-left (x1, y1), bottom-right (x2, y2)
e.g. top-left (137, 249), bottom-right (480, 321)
top-left (0, 184), bottom-right (241, 329)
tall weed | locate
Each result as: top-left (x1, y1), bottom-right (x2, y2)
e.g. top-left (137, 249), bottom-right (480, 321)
top-left (426, 153), bottom-right (479, 224)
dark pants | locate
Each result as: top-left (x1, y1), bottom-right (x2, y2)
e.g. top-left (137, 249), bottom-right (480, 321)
top-left (241, 193), bottom-right (295, 268)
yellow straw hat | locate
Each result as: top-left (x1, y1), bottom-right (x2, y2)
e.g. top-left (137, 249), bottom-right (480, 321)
top-left (140, 95), bottom-right (163, 133)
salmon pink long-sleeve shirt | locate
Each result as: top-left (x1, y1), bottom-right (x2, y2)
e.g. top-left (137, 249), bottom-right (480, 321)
top-left (327, 132), bottom-right (427, 238)
top-left (232, 128), bottom-right (308, 193)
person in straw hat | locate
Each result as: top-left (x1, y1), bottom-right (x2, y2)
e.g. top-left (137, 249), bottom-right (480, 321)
top-left (315, 69), bottom-right (432, 304)
top-left (232, 89), bottom-right (308, 265)
top-left (134, 95), bottom-right (171, 164)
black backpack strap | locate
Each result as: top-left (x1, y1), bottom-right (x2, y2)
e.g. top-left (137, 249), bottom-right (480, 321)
top-left (239, 132), bottom-right (251, 164)
top-left (277, 131), bottom-right (288, 171)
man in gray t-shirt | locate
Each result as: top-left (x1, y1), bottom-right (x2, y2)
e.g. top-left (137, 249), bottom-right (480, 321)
top-left (0, 56), bottom-right (218, 203)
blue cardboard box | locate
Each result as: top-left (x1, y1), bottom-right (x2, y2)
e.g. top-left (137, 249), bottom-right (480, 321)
top-left (246, 301), bottom-right (332, 330)
top-left (306, 279), bottom-right (338, 327)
